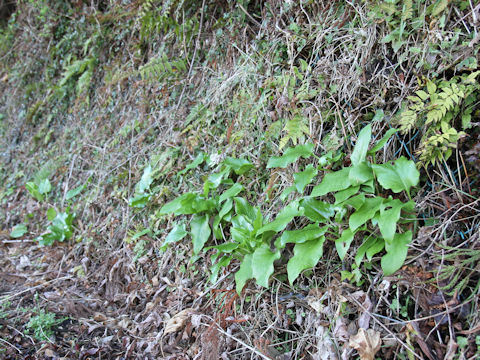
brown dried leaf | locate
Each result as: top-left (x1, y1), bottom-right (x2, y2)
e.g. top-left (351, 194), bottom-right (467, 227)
top-left (164, 308), bottom-right (194, 335)
top-left (348, 328), bottom-right (382, 360)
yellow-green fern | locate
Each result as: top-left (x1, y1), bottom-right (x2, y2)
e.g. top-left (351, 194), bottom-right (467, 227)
top-left (398, 71), bottom-right (480, 167)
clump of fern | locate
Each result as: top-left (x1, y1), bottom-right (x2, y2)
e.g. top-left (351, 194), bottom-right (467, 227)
top-left (398, 71), bottom-right (480, 167)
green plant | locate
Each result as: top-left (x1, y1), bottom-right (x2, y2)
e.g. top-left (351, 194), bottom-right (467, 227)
top-left (399, 71), bottom-right (480, 166)
top-left (25, 308), bottom-right (64, 342)
top-left (37, 207), bottom-right (75, 246)
top-left (10, 224), bottom-right (28, 238)
top-left (369, 0), bottom-right (448, 54)
top-left (25, 178), bottom-right (52, 202)
top-left (160, 124), bottom-right (419, 294)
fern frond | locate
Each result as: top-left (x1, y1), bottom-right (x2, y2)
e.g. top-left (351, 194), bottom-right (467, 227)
top-left (279, 115), bottom-right (309, 149)
top-left (399, 109), bottom-right (417, 134)
top-left (138, 54), bottom-right (187, 82)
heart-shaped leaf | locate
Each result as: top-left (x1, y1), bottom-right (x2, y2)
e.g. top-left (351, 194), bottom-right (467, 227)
top-left (252, 244), bottom-right (281, 288)
top-left (381, 231), bottom-right (412, 275)
top-left (190, 214), bottom-right (211, 254)
top-left (372, 157), bottom-right (419, 196)
top-left (235, 253), bottom-right (253, 294)
top-left (38, 178), bottom-right (52, 195)
top-left (287, 236), bottom-right (325, 284)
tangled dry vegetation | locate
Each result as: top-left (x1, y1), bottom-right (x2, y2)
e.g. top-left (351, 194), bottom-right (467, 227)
top-left (1, 0), bottom-right (480, 359)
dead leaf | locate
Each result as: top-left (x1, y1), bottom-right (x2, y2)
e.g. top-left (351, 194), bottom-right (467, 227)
top-left (348, 328), bottom-right (382, 360)
top-left (164, 308), bottom-right (194, 335)
top-left (313, 326), bottom-right (338, 360)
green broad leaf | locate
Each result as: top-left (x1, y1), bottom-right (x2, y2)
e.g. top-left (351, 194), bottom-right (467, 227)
top-left (377, 199), bottom-right (405, 243)
top-left (311, 168), bottom-right (351, 197)
top-left (26, 182), bottom-right (43, 202)
top-left (66, 184), bottom-right (85, 200)
top-left (344, 193), bottom-right (366, 209)
top-left (135, 165), bottom-right (153, 194)
top-left (212, 214), bottom-right (222, 240)
top-left (235, 253), bottom-right (253, 294)
top-left (38, 233), bottom-right (56, 246)
top-left (287, 236), bottom-right (325, 284)
top-left (178, 152), bottom-right (205, 175)
top-left (231, 226), bottom-right (250, 244)
top-left (276, 224), bottom-right (328, 249)
top-left (205, 242), bottom-right (239, 253)
top-left (301, 198), bottom-right (335, 222)
top-left (252, 244), bottom-right (281, 288)
top-left (280, 185), bottom-right (296, 201)
top-left (267, 143), bottom-right (314, 168)
top-left (294, 164), bottom-right (318, 193)
top-left (10, 224), bottom-right (28, 238)
top-left (218, 198), bottom-right (233, 220)
top-left (47, 211), bottom-right (74, 243)
top-left (354, 237), bottom-right (379, 266)
top-left (219, 183), bottom-right (243, 203)
top-left (210, 255), bottom-right (232, 284)
top-left (224, 157), bottom-right (253, 175)
top-left (234, 197), bottom-right (256, 222)
top-left (372, 157), bottom-right (420, 196)
top-left (368, 128), bottom-right (397, 155)
top-left (38, 178), bottom-right (52, 195)
top-left (164, 223), bottom-right (188, 246)
top-left (334, 186), bottom-right (359, 204)
top-left (349, 197), bottom-right (383, 231)
top-left (349, 162), bottom-right (373, 185)
top-left (192, 197), bottom-right (216, 213)
top-left (257, 202), bottom-right (301, 235)
top-left (231, 214), bottom-right (253, 232)
top-left (190, 214), bottom-right (211, 255)
top-left (335, 228), bottom-right (355, 260)
top-left (207, 170), bottom-right (227, 190)
top-left (159, 193), bottom-right (197, 215)
top-left (351, 124), bottom-right (372, 166)
top-left (381, 231), bottom-right (412, 275)
top-left (366, 238), bottom-right (385, 261)
top-left (47, 208), bottom-right (57, 221)
top-left (128, 193), bottom-right (151, 208)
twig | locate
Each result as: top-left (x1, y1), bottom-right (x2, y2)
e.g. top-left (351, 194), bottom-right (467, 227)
top-left (0, 337), bottom-right (21, 353)
top-left (199, 320), bottom-right (272, 360)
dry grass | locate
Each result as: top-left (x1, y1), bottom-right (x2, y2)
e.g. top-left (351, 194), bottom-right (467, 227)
top-left (1, 0), bottom-right (479, 359)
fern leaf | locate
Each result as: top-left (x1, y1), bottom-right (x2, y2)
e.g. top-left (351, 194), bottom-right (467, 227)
top-left (279, 116), bottom-right (310, 149)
